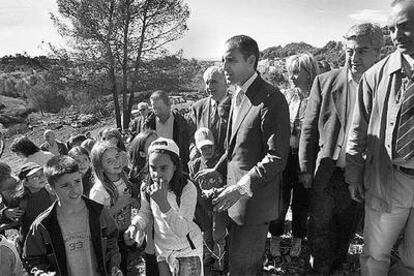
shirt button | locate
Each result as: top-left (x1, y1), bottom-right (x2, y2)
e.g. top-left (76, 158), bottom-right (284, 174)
top-left (387, 144), bottom-right (391, 148)
top-left (390, 122), bottom-right (394, 126)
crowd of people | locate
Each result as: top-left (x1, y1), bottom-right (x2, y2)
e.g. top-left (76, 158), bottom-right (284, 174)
top-left (1, 1), bottom-right (414, 275)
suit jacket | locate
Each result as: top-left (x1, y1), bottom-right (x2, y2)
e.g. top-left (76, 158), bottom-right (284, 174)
top-left (299, 68), bottom-right (350, 180)
top-left (215, 75), bottom-right (290, 225)
top-left (143, 110), bottom-right (190, 168)
top-left (345, 51), bottom-right (411, 212)
top-left (190, 95), bottom-right (230, 156)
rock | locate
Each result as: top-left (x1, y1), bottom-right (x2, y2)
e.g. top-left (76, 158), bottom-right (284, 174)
top-left (0, 114), bottom-right (25, 127)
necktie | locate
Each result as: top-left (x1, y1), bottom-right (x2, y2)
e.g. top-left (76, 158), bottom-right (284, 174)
top-left (395, 72), bottom-right (414, 161)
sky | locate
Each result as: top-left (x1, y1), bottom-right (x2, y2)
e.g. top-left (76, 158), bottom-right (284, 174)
top-left (0, 0), bottom-right (392, 60)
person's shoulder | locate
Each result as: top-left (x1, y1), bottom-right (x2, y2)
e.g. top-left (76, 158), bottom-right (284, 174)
top-left (83, 196), bottom-right (104, 215)
top-left (183, 178), bottom-right (197, 193)
top-left (89, 182), bottom-right (110, 205)
top-left (30, 203), bottom-right (55, 231)
top-left (363, 52), bottom-right (396, 80)
top-left (193, 97), bottom-right (209, 108)
top-left (318, 68), bottom-right (343, 82)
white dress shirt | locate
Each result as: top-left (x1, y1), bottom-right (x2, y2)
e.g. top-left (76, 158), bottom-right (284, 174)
top-left (156, 112), bottom-right (175, 139)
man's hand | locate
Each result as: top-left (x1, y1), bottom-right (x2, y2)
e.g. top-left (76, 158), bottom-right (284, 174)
top-left (4, 207), bottom-right (24, 221)
top-left (299, 173), bottom-right (313, 189)
top-left (348, 182), bottom-right (364, 203)
top-left (212, 185), bottom-right (243, 212)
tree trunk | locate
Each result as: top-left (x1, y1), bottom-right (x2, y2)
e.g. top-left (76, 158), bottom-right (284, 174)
top-left (122, 0), bottom-right (132, 131)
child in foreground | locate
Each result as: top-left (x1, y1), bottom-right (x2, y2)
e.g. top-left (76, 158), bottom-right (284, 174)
top-left (188, 128), bottom-right (226, 270)
top-left (125, 137), bottom-right (203, 276)
top-left (23, 155), bottom-right (122, 276)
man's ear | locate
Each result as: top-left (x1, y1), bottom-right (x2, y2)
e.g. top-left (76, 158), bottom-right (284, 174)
top-left (247, 55), bottom-right (256, 70)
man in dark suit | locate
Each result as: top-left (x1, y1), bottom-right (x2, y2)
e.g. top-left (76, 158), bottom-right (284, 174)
top-left (143, 90), bottom-right (190, 168)
top-left (299, 23), bottom-right (384, 274)
top-left (197, 35), bottom-right (290, 275)
top-left (190, 66), bottom-right (229, 159)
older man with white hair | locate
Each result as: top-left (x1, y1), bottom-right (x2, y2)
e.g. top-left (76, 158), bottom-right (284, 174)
top-left (190, 66), bottom-right (230, 160)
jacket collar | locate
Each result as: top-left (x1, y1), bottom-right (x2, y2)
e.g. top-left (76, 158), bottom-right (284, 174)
top-left (388, 51), bottom-right (404, 75)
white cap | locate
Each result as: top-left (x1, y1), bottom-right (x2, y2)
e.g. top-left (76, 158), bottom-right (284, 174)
top-left (194, 127), bottom-right (215, 149)
top-left (148, 137), bottom-right (180, 157)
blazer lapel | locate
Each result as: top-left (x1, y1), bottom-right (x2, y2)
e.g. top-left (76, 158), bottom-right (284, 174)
top-left (332, 68), bottom-right (348, 129)
top-left (228, 77), bottom-right (261, 147)
top-left (230, 97), bottom-right (252, 141)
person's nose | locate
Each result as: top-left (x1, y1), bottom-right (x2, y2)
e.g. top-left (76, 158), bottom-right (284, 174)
top-left (351, 51), bottom-right (360, 63)
top-left (70, 182), bottom-right (81, 193)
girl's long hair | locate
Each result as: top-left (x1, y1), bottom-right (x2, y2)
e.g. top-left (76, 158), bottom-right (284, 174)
top-left (128, 130), bottom-right (157, 183)
top-left (90, 141), bottom-right (121, 205)
top-left (144, 149), bottom-right (187, 199)
top-left (101, 127), bottom-right (127, 151)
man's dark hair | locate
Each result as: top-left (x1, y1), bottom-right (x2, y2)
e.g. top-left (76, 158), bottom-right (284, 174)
top-left (225, 35), bottom-right (260, 69)
top-left (150, 90), bottom-right (170, 106)
top-left (44, 155), bottom-right (79, 187)
top-left (10, 136), bottom-right (40, 157)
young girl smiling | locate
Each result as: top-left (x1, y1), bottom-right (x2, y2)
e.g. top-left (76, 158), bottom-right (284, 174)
top-left (89, 141), bottom-right (139, 274)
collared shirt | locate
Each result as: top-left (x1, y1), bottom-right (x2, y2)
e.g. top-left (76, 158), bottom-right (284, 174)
top-left (337, 69), bottom-right (357, 168)
top-left (284, 88), bottom-right (308, 149)
top-left (156, 112), bottom-right (175, 139)
top-left (232, 72), bottom-right (258, 130)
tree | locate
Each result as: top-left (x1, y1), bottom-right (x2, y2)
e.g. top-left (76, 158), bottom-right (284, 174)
top-left (51, 0), bottom-right (189, 129)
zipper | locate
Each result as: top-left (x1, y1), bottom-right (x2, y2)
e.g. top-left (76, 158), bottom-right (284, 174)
top-left (48, 238), bottom-right (62, 276)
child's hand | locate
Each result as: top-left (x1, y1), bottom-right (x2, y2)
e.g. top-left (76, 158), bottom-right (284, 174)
top-left (4, 207), bottom-right (24, 221)
top-left (124, 224), bottom-right (140, 243)
top-left (149, 179), bottom-right (170, 213)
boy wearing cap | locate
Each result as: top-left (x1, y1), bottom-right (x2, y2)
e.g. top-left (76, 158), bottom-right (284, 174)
top-left (0, 162), bottom-right (55, 251)
top-left (23, 155), bottom-right (122, 276)
top-left (188, 128), bottom-right (227, 270)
